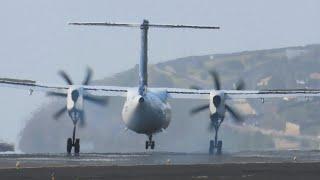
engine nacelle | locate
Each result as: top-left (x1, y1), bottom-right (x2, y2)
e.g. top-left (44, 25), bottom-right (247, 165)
top-left (209, 91), bottom-right (226, 116)
top-left (67, 86), bottom-right (84, 111)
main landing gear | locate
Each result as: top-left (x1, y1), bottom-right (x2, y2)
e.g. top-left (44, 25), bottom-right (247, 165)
top-left (209, 118), bottom-right (223, 155)
top-left (67, 125), bottom-right (80, 155)
top-left (145, 135), bottom-right (155, 150)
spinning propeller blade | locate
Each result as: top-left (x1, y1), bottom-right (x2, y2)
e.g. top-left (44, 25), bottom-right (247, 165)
top-left (190, 104), bottom-right (210, 115)
top-left (46, 92), bottom-right (67, 98)
top-left (82, 67), bottom-right (93, 85)
top-left (225, 104), bottom-right (243, 124)
top-left (208, 121), bottom-right (215, 132)
top-left (79, 111), bottom-right (86, 128)
top-left (190, 85), bottom-right (202, 90)
top-left (58, 70), bottom-right (73, 85)
top-left (53, 106), bottom-right (67, 120)
top-left (209, 70), bottom-right (221, 90)
top-left (234, 79), bottom-right (245, 90)
top-left (84, 94), bottom-right (109, 106)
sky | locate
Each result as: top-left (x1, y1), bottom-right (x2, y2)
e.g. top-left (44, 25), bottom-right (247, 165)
top-left (0, 0), bottom-right (319, 143)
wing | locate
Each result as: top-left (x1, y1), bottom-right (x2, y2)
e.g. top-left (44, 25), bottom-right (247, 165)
top-left (154, 88), bottom-right (210, 99)
top-left (224, 89), bottom-right (320, 99)
top-left (0, 78), bottom-right (129, 97)
top-left (0, 78), bottom-right (68, 93)
top-left (83, 86), bottom-right (129, 97)
top-left (162, 88), bottom-right (320, 100)
top-left (1, 78), bottom-right (319, 99)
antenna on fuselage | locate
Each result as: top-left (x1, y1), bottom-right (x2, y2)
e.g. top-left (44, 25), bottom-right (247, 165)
top-left (69, 20), bottom-right (220, 95)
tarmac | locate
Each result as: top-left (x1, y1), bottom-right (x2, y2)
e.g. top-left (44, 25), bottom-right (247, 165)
top-left (0, 150), bottom-right (320, 179)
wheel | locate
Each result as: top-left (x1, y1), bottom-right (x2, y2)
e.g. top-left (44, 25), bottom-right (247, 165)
top-left (67, 138), bottom-right (72, 154)
top-left (74, 138), bottom-right (80, 154)
top-left (145, 141), bottom-right (149, 149)
top-left (151, 141), bottom-right (155, 149)
top-left (216, 140), bottom-right (222, 155)
top-left (209, 140), bottom-right (214, 155)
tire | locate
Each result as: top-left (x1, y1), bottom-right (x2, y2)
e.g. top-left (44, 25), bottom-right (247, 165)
top-left (151, 141), bottom-right (155, 149)
top-left (216, 140), bottom-right (222, 155)
top-left (145, 141), bottom-right (149, 149)
top-left (74, 138), bottom-right (80, 154)
top-left (209, 140), bottom-right (214, 155)
top-left (67, 138), bottom-right (72, 154)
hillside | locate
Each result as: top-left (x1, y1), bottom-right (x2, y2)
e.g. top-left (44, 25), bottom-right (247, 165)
top-left (0, 141), bottom-right (14, 152)
top-left (19, 44), bottom-right (320, 153)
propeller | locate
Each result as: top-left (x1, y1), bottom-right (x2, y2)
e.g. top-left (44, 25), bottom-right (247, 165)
top-left (47, 67), bottom-right (108, 124)
top-left (84, 94), bottom-right (109, 106)
top-left (47, 92), bottom-right (67, 98)
top-left (209, 70), bottom-right (221, 90)
top-left (190, 70), bottom-right (245, 125)
top-left (79, 111), bottom-right (86, 127)
top-left (58, 70), bottom-right (73, 85)
top-left (53, 106), bottom-right (67, 120)
top-left (225, 104), bottom-right (243, 124)
top-left (190, 104), bottom-right (210, 114)
top-left (234, 79), bottom-right (245, 90)
top-left (82, 68), bottom-right (93, 85)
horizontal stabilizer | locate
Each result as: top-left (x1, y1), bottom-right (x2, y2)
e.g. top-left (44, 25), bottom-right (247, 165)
top-left (69, 22), bottom-right (220, 30)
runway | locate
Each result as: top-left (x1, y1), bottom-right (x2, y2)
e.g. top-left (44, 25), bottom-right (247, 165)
top-left (1, 150), bottom-right (320, 179)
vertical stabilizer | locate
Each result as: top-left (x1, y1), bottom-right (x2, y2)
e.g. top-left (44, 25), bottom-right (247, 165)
top-left (139, 20), bottom-right (149, 95)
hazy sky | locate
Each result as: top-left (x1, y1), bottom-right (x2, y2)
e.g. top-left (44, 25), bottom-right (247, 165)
top-left (0, 0), bottom-right (319, 144)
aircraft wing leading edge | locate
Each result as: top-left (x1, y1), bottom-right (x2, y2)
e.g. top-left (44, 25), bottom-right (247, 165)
top-left (164, 88), bottom-right (320, 100)
top-left (1, 79), bottom-right (320, 100)
top-left (0, 78), bottom-right (68, 93)
top-left (0, 79), bottom-right (128, 97)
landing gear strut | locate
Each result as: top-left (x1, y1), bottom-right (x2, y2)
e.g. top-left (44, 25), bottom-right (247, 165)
top-left (145, 135), bottom-right (155, 150)
top-left (209, 118), bottom-right (223, 155)
top-left (67, 125), bottom-right (80, 155)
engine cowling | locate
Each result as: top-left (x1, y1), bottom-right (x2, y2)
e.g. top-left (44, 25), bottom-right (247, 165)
top-left (67, 87), bottom-right (84, 111)
top-left (209, 91), bottom-right (226, 117)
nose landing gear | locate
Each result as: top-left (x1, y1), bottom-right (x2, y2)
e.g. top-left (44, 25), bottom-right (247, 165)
top-left (145, 135), bottom-right (155, 150)
top-left (67, 125), bottom-right (80, 155)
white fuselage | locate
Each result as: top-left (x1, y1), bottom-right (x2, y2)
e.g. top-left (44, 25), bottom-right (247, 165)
top-left (122, 88), bottom-right (171, 135)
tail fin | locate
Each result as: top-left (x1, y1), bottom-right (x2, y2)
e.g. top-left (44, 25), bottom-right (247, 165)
top-left (139, 20), bottom-right (149, 95)
top-left (69, 20), bottom-right (220, 95)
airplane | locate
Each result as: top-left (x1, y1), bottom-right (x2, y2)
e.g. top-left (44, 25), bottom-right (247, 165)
top-left (1, 19), bottom-right (320, 155)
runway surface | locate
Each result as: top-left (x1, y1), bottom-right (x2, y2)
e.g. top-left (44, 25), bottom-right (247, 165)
top-left (1, 150), bottom-right (320, 179)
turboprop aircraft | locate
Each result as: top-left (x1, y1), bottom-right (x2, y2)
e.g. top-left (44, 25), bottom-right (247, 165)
top-left (1, 19), bottom-right (320, 155)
